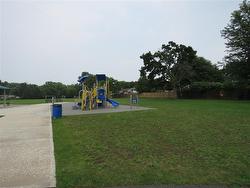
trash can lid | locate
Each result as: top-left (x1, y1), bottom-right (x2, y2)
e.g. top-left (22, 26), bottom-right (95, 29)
top-left (53, 104), bottom-right (62, 107)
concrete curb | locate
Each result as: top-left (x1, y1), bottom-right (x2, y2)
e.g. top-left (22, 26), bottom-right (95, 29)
top-left (48, 104), bottom-right (56, 188)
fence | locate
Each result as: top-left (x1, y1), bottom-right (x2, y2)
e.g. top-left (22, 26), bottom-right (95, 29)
top-left (179, 89), bottom-right (250, 100)
top-left (139, 91), bottom-right (177, 99)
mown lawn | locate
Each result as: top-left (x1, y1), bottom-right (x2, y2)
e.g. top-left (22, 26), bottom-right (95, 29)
top-left (0, 98), bottom-right (46, 105)
top-left (0, 98), bottom-right (75, 105)
top-left (53, 98), bottom-right (250, 188)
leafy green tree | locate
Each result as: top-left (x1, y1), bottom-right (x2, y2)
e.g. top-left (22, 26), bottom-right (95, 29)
top-left (7, 83), bottom-right (42, 99)
top-left (139, 42), bottom-right (225, 94)
top-left (108, 77), bottom-right (120, 94)
top-left (192, 57), bottom-right (224, 82)
top-left (66, 84), bottom-right (80, 98)
top-left (40, 82), bottom-right (67, 98)
top-left (139, 41), bottom-right (197, 93)
top-left (221, 0), bottom-right (250, 84)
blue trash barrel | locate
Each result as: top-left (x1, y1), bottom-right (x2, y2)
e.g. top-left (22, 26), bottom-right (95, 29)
top-left (52, 104), bottom-right (62, 118)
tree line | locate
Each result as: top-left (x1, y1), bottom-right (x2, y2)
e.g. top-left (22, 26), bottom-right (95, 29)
top-left (137, 0), bottom-right (250, 99)
top-left (0, 78), bottom-right (136, 99)
top-left (0, 81), bottom-right (79, 99)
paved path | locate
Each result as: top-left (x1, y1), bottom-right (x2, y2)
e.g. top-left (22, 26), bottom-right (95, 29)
top-left (0, 104), bottom-right (56, 188)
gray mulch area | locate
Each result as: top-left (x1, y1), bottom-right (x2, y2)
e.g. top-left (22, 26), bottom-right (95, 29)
top-left (62, 102), bottom-right (153, 116)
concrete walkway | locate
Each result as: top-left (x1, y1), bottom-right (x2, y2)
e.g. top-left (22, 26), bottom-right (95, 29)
top-left (0, 104), bottom-right (56, 188)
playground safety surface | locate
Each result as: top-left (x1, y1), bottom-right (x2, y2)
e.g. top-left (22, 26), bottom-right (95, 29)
top-left (62, 102), bottom-right (153, 116)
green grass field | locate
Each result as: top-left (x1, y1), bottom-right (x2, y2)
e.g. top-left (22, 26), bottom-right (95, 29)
top-left (0, 98), bottom-right (46, 105)
top-left (0, 98), bottom-right (75, 105)
top-left (53, 98), bottom-right (250, 188)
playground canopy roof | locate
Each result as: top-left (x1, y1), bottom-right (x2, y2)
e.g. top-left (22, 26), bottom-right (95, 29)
top-left (96, 74), bottom-right (106, 81)
top-left (0, 85), bottom-right (9, 90)
top-left (78, 75), bottom-right (89, 83)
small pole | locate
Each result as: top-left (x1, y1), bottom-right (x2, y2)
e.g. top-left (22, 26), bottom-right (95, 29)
top-left (3, 89), bottom-right (6, 107)
top-left (52, 96), bottom-right (55, 105)
top-left (130, 94), bottom-right (132, 109)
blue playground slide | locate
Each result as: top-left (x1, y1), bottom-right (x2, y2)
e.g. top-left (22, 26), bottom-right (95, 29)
top-left (106, 98), bottom-right (119, 107)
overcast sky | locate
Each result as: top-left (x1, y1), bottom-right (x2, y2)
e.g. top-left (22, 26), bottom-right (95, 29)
top-left (0, 0), bottom-right (241, 85)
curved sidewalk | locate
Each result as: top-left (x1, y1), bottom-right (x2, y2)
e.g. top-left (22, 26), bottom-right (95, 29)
top-left (0, 104), bottom-right (56, 188)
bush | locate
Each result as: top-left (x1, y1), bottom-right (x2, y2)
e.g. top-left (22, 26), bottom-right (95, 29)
top-left (180, 82), bottom-right (250, 100)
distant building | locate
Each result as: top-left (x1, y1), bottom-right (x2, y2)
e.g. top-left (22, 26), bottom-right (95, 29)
top-left (119, 88), bottom-right (138, 95)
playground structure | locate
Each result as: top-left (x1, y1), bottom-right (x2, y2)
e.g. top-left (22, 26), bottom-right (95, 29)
top-left (77, 74), bottom-right (119, 111)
